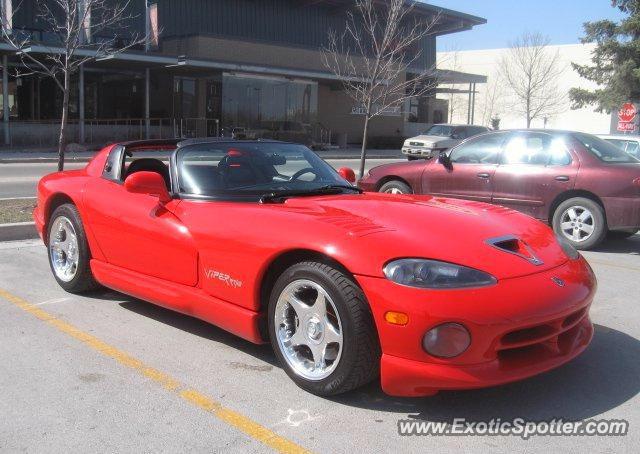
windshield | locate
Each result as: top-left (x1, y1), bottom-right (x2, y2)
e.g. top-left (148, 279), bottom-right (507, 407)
top-left (425, 125), bottom-right (454, 137)
top-left (176, 142), bottom-right (353, 199)
top-left (574, 132), bottom-right (640, 163)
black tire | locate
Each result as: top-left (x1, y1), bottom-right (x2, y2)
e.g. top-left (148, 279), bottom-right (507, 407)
top-left (267, 261), bottom-right (380, 396)
top-left (47, 204), bottom-right (99, 293)
top-left (407, 156), bottom-right (419, 161)
top-left (379, 180), bottom-right (412, 194)
top-left (608, 229), bottom-right (639, 240)
top-left (552, 197), bottom-right (607, 250)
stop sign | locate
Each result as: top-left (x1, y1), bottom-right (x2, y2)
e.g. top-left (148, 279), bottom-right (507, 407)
top-left (618, 102), bottom-right (637, 123)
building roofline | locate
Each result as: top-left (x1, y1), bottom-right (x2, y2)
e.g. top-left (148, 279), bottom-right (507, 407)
top-left (411, 1), bottom-right (486, 26)
top-left (307, 1), bottom-right (485, 35)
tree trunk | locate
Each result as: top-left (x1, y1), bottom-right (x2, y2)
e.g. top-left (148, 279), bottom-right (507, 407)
top-left (57, 72), bottom-right (70, 172)
top-left (358, 115), bottom-right (371, 180)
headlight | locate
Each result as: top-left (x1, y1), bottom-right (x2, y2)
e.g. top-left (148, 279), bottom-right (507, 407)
top-left (383, 259), bottom-right (496, 289)
top-left (555, 234), bottom-right (580, 260)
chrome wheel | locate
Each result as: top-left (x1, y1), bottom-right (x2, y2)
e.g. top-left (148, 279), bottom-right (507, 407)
top-left (49, 216), bottom-right (79, 282)
top-left (384, 187), bottom-right (405, 194)
top-left (560, 206), bottom-right (595, 243)
top-left (274, 279), bottom-right (343, 381)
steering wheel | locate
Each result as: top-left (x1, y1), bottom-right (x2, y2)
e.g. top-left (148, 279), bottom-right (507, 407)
top-left (289, 167), bottom-right (319, 181)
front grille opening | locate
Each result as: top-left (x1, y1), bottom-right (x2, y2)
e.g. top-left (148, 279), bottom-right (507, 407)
top-left (497, 343), bottom-right (551, 362)
top-left (501, 324), bottom-right (556, 346)
top-left (557, 323), bottom-right (582, 354)
top-left (562, 308), bottom-right (586, 328)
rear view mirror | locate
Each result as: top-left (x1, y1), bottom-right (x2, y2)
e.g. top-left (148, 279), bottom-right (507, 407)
top-left (338, 167), bottom-right (356, 184)
top-left (124, 171), bottom-right (171, 203)
top-left (268, 154), bottom-right (287, 165)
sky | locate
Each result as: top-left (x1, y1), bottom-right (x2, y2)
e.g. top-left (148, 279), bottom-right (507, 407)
top-left (428, 0), bottom-right (626, 51)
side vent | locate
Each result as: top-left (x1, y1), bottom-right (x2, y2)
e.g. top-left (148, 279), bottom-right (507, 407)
top-left (485, 235), bottom-right (543, 266)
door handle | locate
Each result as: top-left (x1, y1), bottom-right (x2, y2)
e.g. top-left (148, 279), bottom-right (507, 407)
top-left (555, 175), bottom-right (570, 182)
top-left (477, 173), bottom-right (490, 179)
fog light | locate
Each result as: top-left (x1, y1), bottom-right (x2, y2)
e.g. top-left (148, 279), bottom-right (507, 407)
top-left (422, 323), bottom-right (471, 358)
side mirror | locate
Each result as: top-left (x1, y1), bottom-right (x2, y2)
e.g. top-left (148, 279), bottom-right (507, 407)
top-left (439, 154), bottom-right (453, 170)
top-left (338, 167), bottom-right (356, 184)
top-left (124, 171), bottom-right (171, 203)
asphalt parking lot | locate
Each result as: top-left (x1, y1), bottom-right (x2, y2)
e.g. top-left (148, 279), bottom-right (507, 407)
top-left (0, 235), bottom-right (639, 453)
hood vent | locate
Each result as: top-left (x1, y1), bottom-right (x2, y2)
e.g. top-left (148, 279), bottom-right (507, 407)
top-left (485, 235), bottom-right (543, 266)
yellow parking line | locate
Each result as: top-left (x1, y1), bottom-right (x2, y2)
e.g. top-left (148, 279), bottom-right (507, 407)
top-left (0, 288), bottom-right (311, 454)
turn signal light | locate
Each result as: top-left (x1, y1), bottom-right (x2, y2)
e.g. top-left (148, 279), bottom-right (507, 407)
top-left (385, 311), bottom-right (409, 326)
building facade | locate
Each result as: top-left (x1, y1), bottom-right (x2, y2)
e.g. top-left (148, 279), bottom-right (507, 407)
top-left (0, 0), bottom-right (485, 148)
top-left (437, 43), bottom-right (612, 134)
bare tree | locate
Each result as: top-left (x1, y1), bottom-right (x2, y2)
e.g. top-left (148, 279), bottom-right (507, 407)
top-left (1, 0), bottom-right (151, 170)
top-left (322, 0), bottom-right (440, 179)
top-left (499, 32), bottom-right (564, 128)
top-left (479, 76), bottom-right (505, 127)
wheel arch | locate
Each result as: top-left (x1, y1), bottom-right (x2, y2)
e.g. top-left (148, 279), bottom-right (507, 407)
top-left (43, 193), bottom-right (77, 243)
top-left (548, 189), bottom-right (606, 224)
top-left (375, 175), bottom-right (413, 192)
top-left (256, 248), bottom-right (357, 340)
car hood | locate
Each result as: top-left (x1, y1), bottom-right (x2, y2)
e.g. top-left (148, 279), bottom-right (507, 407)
top-left (280, 192), bottom-right (569, 280)
top-left (407, 135), bottom-right (456, 148)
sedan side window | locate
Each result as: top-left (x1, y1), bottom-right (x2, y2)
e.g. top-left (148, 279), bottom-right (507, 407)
top-left (502, 132), bottom-right (572, 166)
top-left (449, 133), bottom-right (505, 164)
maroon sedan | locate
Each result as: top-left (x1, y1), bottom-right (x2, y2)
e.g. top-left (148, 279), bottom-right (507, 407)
top-left (359, 130), bottom-right (640, 249)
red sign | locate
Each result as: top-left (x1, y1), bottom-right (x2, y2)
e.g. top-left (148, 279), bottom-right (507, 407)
top-left (618, 122), bottom-right (636, 132)
top-left (617, 102), bottom-right (637, 132)
top-left (618, 102), bottom-right (637, 123)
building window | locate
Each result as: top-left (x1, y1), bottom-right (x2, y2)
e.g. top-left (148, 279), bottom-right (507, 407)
top-left (222, 73), bottom-right (317, 142)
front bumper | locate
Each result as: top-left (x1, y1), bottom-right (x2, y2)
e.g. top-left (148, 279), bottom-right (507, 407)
top-left (33, 205), bottom-right (45, 240)
top-left (402, 147), bottom-right (434, 158)
top-left (356, 258), bottom-right (596, 397)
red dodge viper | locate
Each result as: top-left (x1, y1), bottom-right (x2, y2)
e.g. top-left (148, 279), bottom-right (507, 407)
top-left (34, 139), bottom-right (596, 397)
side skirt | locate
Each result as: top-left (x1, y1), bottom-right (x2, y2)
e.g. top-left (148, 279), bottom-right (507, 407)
top-left (90, 259), bottom-right (265, 344)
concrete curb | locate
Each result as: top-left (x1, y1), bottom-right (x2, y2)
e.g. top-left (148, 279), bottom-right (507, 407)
top-left (0, 222), bottom-right (39, 242)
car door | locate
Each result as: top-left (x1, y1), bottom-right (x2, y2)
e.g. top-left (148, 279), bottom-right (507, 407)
top-left (83, 148), bottom-right (198, 286)
top-left (492, 131), bottom-right (578, 219)
top-left (421, 132), bottom-right (507, 202)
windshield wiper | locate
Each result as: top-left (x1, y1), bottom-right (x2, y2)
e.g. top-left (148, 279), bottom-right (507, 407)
top-left (259, 184), bottom-right (362, 204)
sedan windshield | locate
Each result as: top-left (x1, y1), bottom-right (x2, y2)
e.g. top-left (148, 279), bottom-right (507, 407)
top-left (574, 132), bottom-right (640, 163)
top-left (176, 142), bottom-right (355, 199)
top-left (425, 125), bottom-right (454, 137)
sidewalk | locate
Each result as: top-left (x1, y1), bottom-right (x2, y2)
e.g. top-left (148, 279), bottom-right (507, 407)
top-left (0, 146), bottom-right (404, 163)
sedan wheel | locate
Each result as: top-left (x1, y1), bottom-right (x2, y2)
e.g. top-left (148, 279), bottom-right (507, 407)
top-left (559, 206), bottom-right (595, 243)
top-left (268, 261), bottom-right (380, 396)
top-left (552, 197), bottom-right (606, 250)
top-left (379, 180), bottom-right (412, 195)
top-left (274, 279), bottom-right (343, 380)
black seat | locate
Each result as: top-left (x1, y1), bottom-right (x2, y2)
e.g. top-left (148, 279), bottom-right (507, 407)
top-left (125, 158), bottom-right (170, 189)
